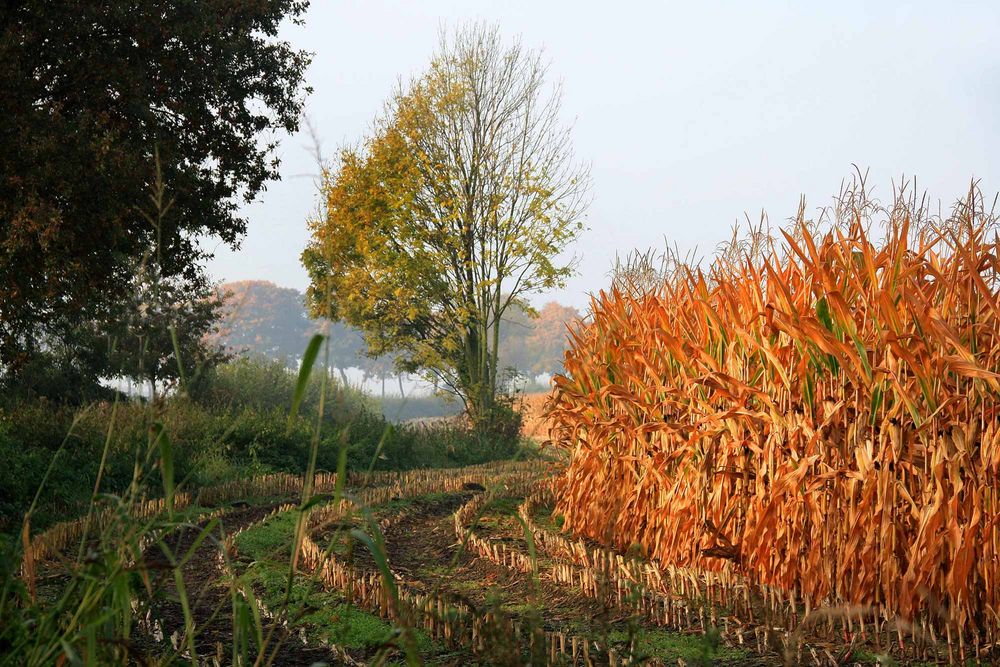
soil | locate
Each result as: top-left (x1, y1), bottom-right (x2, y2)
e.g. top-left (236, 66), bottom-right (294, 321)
top-left (139, 505), bottom-right (340, 666)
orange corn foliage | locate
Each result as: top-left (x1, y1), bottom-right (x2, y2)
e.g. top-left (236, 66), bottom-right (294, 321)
top-left (548, 187), bottom-right (1000, 636)
top-left (521, 392), bottom-right (554, 440)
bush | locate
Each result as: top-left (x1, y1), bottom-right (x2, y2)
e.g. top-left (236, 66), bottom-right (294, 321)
top-left (190, 355), bottom-right (372, 417)
top-left (0, 402), bottom-right (134, 530)
top-left (0, 356), bottom-right (526, 534)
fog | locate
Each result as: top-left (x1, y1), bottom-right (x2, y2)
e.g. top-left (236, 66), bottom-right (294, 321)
top-left (208, 0), bottom-right (1000, 309)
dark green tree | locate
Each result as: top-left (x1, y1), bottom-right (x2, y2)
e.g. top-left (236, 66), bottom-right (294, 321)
top-left (0, 0), bottom-right (311, 368)
top-left (1, 168), bottom-right (230, 403)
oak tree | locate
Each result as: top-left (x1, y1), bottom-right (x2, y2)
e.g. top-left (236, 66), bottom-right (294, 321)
top-left (0, 1), bottom-right (311, 369)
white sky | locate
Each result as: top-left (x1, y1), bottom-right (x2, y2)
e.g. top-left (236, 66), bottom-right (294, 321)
top-left (207, 0), bottom-right (1000, 310)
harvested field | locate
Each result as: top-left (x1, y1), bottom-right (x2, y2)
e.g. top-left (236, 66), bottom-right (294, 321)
top-left (24, 459), bottom-right (980, 665)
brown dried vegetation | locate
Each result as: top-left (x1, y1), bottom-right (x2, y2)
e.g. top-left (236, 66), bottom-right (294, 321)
top-left (548, 182), bottom-right (1000, 653)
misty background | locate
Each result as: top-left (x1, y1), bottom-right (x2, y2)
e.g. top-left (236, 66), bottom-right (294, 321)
top-left (206, 0), bottom-right (999, 311)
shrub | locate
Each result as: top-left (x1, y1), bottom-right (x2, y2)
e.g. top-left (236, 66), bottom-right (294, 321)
top-left (0, 356), bottom-right (527, 533)
top-left (190, 355), bottom-right (371, 417)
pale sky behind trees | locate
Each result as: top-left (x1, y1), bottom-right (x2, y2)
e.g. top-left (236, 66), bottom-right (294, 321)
top-left (206, 0), bottom-right (1000, 310)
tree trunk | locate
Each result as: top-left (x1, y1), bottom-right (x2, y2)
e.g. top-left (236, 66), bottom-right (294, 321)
top-left (490, 302), bottom-right (503, 400)
top-left (463, 326), bottom-right (483, 422)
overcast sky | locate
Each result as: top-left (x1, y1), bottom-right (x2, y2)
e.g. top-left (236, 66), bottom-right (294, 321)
top-left (206, 0), bottom-right (1000, 310)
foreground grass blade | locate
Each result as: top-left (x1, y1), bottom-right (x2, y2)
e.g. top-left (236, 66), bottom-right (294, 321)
top-left (287, 333), bottom-right (324, 430)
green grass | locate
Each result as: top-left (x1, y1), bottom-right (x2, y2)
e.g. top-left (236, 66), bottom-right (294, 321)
top-left (234, 510), bottom-right (300, 560)
top-left (416, 564), bottom-right (451, 579)
top-left (234, 505), bottom-right (435, 653)
top-left (472, 496), bottom-right (523, 531)
top-left (377, 491), bottom-right (453, 514)
top-left (448, 579), bottom-right (490, 595)
top-left (486, 497), bottom-right (521, 516)
top-left (607, 627), bottom-right (748, 665)
top-left (242, 558), bottom-right (421, 651)
top-left (530, 503), bottom-right (564, 533)
top-left (500, 602), bottom-right (544, 616)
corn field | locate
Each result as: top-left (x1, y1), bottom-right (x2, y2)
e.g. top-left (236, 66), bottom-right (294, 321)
top-left (547, 184), bottom-right (1000, 648)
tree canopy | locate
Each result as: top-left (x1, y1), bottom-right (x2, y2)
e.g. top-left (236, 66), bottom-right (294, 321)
top-left (0, 1), bottom-right (311, 369)
top-left (302, 24), bottom-right (588, 424)
top-left (212, 280), bottom-right (316, 366)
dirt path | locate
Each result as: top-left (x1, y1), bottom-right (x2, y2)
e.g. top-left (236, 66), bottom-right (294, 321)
top-left (383, 494), bottom-right (611, 627)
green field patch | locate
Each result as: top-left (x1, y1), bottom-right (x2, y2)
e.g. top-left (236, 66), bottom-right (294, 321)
top-left (500, 601), bottom-right (544, 616)
top-left (448, 578), bottom-right (490, 595)
top-left (473, 496), bottom-right (523, 531)
top-left (530, 502), bottom-right (565, 533)
top-left (607, 627), bottom-right (749, 665)
top-left (377, 491), bottom-right (453, 514)
top-left (243, 559), bottom-right (432, 652)
top-left (235, 508), bottom-right (434, 653)
top-left (234, 510), bottom-right (299, 560)
top-left (485, 496), bottom-right (521, 516)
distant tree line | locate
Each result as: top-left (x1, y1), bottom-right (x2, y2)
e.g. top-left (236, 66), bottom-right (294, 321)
top-left (210, 280), bottom-right (579, 395)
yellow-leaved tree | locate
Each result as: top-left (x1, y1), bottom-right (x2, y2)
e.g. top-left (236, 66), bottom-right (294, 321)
top-left (302, 24), bottom-right (589, 433)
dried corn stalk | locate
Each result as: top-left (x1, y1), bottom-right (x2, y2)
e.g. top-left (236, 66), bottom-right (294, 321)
top-left (548, 184), bottom-right (1000, 641)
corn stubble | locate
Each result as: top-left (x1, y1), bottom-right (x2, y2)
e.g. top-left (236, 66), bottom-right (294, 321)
top-left (547, 184), bottom-right (1000, 655)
